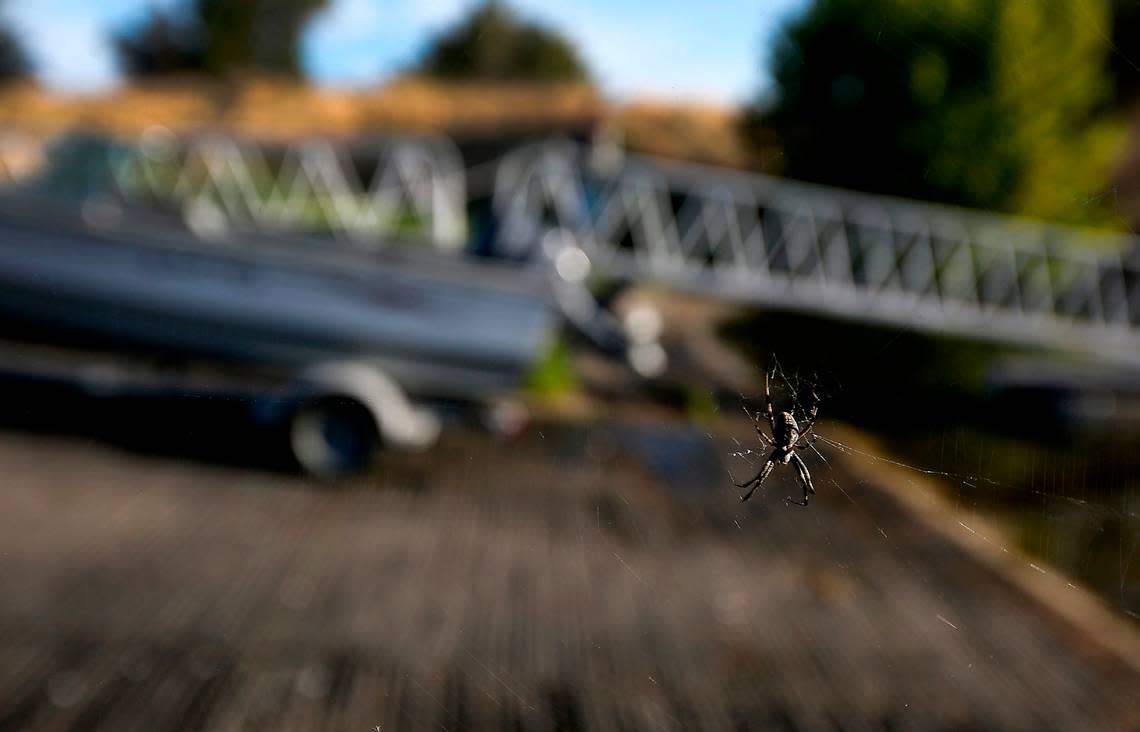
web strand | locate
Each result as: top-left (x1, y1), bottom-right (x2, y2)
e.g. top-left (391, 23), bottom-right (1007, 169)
top-left (815, 434), bottom-right (1139, 523)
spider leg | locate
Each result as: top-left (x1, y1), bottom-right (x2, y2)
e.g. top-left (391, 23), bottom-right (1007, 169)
top-left (763, 368), bottom-right (777, 433)
top-left (732, 459), bottom-right (766, 488)
top-left (794, 432), bottom-right (820, 450)
top-left (742, 404), bottom-right (773, 446)
top-left (737, 456), bottom-right (776, 502)
top-left (784, 452), bottom-right (815, 507)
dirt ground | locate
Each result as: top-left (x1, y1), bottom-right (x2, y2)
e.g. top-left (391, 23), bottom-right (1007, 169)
top-left (0, 417), bottom-right (1138, 731)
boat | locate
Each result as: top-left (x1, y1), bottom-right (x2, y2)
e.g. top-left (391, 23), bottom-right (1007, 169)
top-left (0, 182), bottom-right (561, 472)
top-left (0, 190), bottom-right (556, 394)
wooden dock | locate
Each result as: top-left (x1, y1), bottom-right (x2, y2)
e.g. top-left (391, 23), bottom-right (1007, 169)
top-left (0, 419), bottom-right (1137, 731)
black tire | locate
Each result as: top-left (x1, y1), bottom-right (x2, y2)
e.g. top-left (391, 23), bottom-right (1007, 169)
top-left (289, 396), bottom-right (380, 478)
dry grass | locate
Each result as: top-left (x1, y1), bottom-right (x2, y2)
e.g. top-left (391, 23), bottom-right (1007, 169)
top-left (0, 77), bottom-right (772, 170)
top-left (613, 100), bottom-right (780, 171)
top-left (0, 77), bottom-right (601, 139)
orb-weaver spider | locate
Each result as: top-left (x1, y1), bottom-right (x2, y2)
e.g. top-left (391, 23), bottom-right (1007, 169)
top-left (734, 369), bottom-right (821, 507)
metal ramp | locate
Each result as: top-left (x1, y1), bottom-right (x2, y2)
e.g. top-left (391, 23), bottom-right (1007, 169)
top-left (491, 141), bottom-right (1140, 365)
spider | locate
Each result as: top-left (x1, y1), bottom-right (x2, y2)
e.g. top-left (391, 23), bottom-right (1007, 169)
top-left (733, 368), bottom-right (821, 507)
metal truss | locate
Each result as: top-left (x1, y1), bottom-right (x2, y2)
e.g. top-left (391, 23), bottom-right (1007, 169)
top-left (493, 141), bottom-right (1140, 364)
top-left (111, 130), bottom-right (468, 249)
top-left (30, 128), bottom-right (1140, 364)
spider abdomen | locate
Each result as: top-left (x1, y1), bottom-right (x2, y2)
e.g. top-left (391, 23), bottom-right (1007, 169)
top-left (775, 411), bottom-right (799, 446)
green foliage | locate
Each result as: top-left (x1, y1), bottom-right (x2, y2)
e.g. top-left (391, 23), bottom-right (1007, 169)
top-left (684, 386), bottom-right (719, 425)
top-left (197, 0), bottom-right (328, 78)
top-left (750, 0), bottom-right (1126, 226)
top-left (416, 1), bottom-right (590, 82)
top-left (525, 338), bottom-right (577, 396)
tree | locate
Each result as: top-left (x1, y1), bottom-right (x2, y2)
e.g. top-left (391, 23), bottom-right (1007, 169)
top-left (749, 0), bottom-right (1124, 226)
top-left (196, 0), bottom-right (326, 78)
top-left (113, 9), bottom-right (204, 79)
top-left (1109, 0), bottom-right (1140, 104)
top-left (113, 0), bottom-right (326, 79)
top-left (0, 3), bottom-right (30, 83)
top-left (416, 1), bottom-right (589, 82)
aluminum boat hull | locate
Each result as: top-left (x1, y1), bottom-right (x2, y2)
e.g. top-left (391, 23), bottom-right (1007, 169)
top-left (0, 195), bottom-right (557, 400)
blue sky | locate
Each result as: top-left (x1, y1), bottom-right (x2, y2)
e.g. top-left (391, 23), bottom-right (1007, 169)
top-left (5, 0), bottom-right (808, 104)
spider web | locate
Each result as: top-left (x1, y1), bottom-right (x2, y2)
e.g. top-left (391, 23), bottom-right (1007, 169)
top-left (725, 353), bottom-right (1140, 622)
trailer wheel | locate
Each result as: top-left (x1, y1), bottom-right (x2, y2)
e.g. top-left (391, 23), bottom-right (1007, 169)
top-left (289, 396), bottom-right (380, 478)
